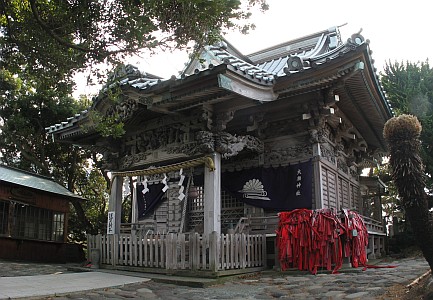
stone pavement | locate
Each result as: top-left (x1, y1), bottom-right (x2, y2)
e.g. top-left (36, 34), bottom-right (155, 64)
top-left (0, 257), bottom-right (430, 299)
top-left (0, 272), bottom-right (149, 299)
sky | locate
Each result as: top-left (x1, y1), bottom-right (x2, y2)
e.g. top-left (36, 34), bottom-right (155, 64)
top-left (74, 0), bottom-right (433, 97)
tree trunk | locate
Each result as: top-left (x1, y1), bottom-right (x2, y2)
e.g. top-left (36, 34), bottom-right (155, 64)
top-left (405, 205), bottom-right (433, 271)
top-left (69, 198), bottom-right (96, 235)
top-left (384, 114), bottom-right (433, 273)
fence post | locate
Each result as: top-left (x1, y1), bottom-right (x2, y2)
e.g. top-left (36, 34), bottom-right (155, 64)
top-left (209, 231), bottom-right (219, 272)
top-left (113, 234), bottom-right (119, 266)
top-left (102, 235), bottom-right (107, 264)
top-left (86, 235), bottom-right (91, 262)
top-left (92, 234), bottom-right (102, 268)
top-left (241, 233), bottom-right (246, 269)
top-left (262, 234), bottom-right (267, 267)
top-left (130, 232), bottom-right (136, 266)
top-left (179, 233), bottom-right (186, 269)
top-left (201, 234), bottom-right (207, 270)
top-left (166, 233), bottom-right (173, 270)
top-left (191, 233), bottom-right (199, 270)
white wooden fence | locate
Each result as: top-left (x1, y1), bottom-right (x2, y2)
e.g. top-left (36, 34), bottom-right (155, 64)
top-left (87, 232), bottom-right (266, 273)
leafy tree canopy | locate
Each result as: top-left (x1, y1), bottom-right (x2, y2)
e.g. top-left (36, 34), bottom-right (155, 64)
top-left (0, 0), bottom-right (269, 242)
top-left (381, 60), bottom-right (433, 199)
top-left (0, 68), bottom-right (85, 173)
top-left (0, 66), bottom-right (108, 238)
top-left (1, 0), bottom-right (268, 87)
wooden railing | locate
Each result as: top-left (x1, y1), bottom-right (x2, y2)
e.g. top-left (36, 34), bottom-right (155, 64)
top-left (234, 216), bottom-right (279, 235)
top-left (363, 216), bottom-right (385, 234)
top-left (88, 232), bottom-right (266, 273)
top-left (234, 214), bottom-right (385, 236)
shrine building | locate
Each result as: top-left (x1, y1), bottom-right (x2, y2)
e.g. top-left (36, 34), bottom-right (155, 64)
top-left (47, 26), bottom-right (391, 275)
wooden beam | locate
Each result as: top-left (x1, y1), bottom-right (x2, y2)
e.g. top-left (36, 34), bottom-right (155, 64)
top-left (218, 74), bottom-right (278, 102)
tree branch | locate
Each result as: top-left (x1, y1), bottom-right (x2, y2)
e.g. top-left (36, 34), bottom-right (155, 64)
top-left (28, 0), bottom-right (95, 53)
top-left (19, 143), bottom-right (49, 174)
top-left (27, 0), bottom-right (143, 58)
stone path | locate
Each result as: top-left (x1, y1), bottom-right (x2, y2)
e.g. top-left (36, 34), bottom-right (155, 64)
top-left (0, 257), bottom-right (430, 299)
top-left (0, 260), bottom-right (75, 277)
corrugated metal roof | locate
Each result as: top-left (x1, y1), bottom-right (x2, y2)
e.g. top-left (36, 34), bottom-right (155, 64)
top-left (0, 165), bottom-right (84, 200)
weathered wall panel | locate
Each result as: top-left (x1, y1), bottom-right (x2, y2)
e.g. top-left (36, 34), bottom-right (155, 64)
top-left (0, 237), bottom-right (84, 263)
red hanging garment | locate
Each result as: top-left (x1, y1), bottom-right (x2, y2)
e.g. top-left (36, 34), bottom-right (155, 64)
top-left (277, 208), bottom-right (371, 274)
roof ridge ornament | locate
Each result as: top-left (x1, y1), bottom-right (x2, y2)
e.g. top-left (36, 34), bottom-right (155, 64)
top-left (106, 64), bottom-right (145, 84)
top-left (284, 56), bottom-right (311, 74)
top-left (217, 40), bottom-right (228, 50)
top-left (347, 28), bottom-right (365, 47)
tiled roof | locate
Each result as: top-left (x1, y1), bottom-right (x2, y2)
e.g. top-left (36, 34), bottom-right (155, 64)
top-left (46, 110), bottom-right (88, 134)
top-left (46, 26), bottom-right (391, 135)
top-left (106, 76), bottom-right (162, 91)
top-left (203, 43), bottom-right (275, 82)
top-left (0, 165), bottom-right (84, 200)
top-left (193, 26), bottom-right (344, 78)
top-left (46, 66), bottom-right (165, 134)
top-left (252, 27), bottom-right (343, 76)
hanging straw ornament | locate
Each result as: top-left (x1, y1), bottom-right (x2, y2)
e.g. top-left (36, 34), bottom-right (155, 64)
top-left (188, 168), bottom-right (199, 199)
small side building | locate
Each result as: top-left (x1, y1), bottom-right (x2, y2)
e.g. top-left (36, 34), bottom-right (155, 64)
top-left (0, 164), bottom-right (85, 263)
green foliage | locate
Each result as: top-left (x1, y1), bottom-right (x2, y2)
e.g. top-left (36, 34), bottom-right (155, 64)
top-left (383, 114), bottom-right (433, 271)
top-left (381, 61), bottom-right (433, 208)
top-left (0, 67), bottom-right (85, 174)
top-left (383, 115), bottom-right (425, 206)
top-left (84, 85), bottom-right (126, 138)
top-left (0, 65), bottom-right (107, 243)
top-left (374, 164), bottom-right (404, 220)
top-left (87, 111), bottom-right (126, 138)
top-left (0, 0), bottom-right (269, 244)
top-left (70, 168), bottom-right (109, 242)
top-left (382, 61), bottom-right (433, 117)
top-left (1, 0), bottom-right (268, 86)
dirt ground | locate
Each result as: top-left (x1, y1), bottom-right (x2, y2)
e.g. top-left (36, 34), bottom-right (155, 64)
top-left (381, 271), bottom-right (433, 299)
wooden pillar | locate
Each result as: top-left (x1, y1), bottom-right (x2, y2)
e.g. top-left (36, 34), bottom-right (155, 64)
top-left (7, 202), bottom-right (15, 237)
top-left (108, 176), bottom-right (123, 234)
top-left (369, 235), bottom-right (376, 259)
top-left (376, 236), bottom-right (381, 258)
top-left (312, 145), bottom-right (323, 210)
top-left (204, 152), bottom-right (221, 235)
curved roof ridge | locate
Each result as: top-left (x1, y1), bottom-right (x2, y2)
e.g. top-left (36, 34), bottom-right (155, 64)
top-left (204, 43), bottom-right (275, 82)
top-left (247, 26), bottom-right (342, 64)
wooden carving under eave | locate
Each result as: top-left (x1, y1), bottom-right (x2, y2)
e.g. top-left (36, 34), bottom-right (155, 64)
top-left (215, 132), bottom-right (264, 158)
top-left (264, 144), bottom-right (313, 165)
top-left (196, 131), bottom-right (264, 158)
top-left (105, 98), bottom-right (139, 121)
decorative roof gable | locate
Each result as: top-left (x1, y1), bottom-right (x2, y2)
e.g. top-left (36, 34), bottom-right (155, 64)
top-left (46, 26), bottom-right (393, 155)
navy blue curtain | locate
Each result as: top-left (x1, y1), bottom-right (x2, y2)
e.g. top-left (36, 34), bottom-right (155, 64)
top-left (136, 183), bottom-right (165, 220)
top-left (221, 160), bottom-right (313, 211)
top-left (136, 177), bottom-right (190, 220)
